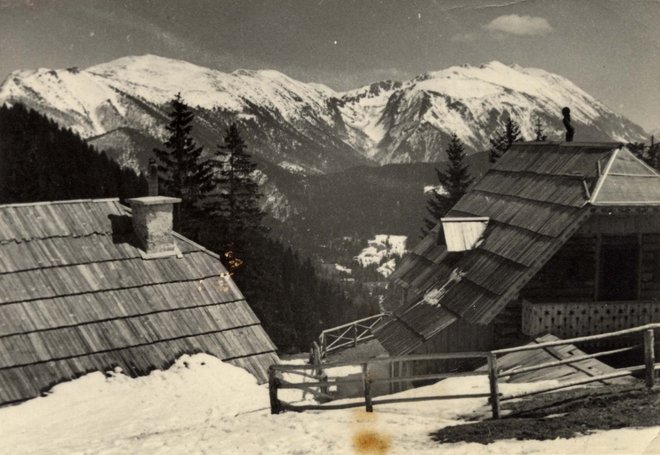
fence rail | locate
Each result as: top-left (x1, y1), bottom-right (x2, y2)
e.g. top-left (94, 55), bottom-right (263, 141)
top-left (269, 352), bottom-right (490, 415)
top-left (318, 313), bottom-right (387, 358)
top-left (271, 323), bottom-right (660, 418)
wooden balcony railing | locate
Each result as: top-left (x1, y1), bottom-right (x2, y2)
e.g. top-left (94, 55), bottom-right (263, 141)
top-left (522, 299), bottom-right (660, 339)
top-left (318, 313), bottom-right (388, 359)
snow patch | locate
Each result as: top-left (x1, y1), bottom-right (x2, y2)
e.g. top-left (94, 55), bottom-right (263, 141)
top-left (424, 184), bottom-right (448, 195)
top-left (335, 264), bottom-right (352, 274)
top-left (277, 161), bottom-right (307, 175)
top-left (356, 235), bottom-right (407, 277)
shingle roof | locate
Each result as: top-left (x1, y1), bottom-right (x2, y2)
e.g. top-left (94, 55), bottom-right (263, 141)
top-left (0, 199), bottom-right (278, 405)
top-left (375, 142), bottom-right (656, 355)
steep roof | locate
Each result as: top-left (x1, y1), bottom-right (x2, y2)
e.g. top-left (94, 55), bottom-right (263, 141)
top-left (0, 199), bottom-right (278, 405)
top-left (374, 142), bottom-right (659, 355)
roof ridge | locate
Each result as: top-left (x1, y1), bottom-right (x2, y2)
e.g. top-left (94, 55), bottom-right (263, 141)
top-left (0, 198), bottom-right (120, 209)
top-left (0, 231), bottom-right (113, 245)
top-left (589, 148), bottom-right (619, 203)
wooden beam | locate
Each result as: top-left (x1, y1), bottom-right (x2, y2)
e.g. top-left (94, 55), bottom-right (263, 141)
top-left (645, 329), bottom-right (655, 389)
top-left (594, 233), bottom-right (602, 301)
top-left (487, 353), bottom-right (501, 419)
top-left (638, 233), bottom-right (643, 299)
top-left (493, 323), bottom-right (660, 354)
top-left (268, 366), bottom-right (282, 415)
top-left (362, 363), bottom-right (373, 412)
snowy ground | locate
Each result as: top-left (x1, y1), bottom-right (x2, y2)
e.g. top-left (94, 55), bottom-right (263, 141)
top-left (2, 354), bottom-right (660, 455)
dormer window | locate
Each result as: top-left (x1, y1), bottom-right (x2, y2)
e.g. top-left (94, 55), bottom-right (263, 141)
top-left (440, 217), bottom-right (489, 252)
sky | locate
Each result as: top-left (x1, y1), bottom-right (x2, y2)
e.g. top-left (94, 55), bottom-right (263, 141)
top-left (0, 0), bottom-right (659, 130)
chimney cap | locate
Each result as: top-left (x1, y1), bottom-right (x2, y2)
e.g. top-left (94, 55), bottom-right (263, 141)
top-left (126, 196), bottom-right (181, 207)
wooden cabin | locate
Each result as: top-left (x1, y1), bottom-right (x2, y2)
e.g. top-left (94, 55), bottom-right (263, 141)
top-left (0, 197), bottom-right (278, 406)
top-left (373, 142), bottom-right (660, 372)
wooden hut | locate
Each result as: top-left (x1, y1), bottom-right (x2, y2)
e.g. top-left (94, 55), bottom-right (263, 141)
top-left (373, 142), bottom-right (660, 369)
top-left (0, 197), bottom-right (278, 406)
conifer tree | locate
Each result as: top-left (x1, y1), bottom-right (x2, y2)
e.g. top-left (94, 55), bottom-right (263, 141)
top-left (153, 93), bottom-right (214, 231)
top-left (210, 123), bottom-right (266, 255)
top-left (489, 116), bottom-right (523, 163)
top-left (423, 133), bottom-right (474, 235)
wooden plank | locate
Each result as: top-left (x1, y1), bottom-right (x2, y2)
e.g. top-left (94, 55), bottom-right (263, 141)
top-left (372, 393), bottom-right (491, 406)
top-left (501, 365), bottom-right (648, 401)
top-left (498, 346), bottom-right (638, 378)
top-left (371, 371), bottom-right (487, 385)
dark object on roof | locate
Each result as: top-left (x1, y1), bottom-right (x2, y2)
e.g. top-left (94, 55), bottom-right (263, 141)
top-left (562, 107), bottom-right (575, 142)
top-left (0, 198), bottom-right (278, 406)
top-left (374, 142), bottom-right (660, 355)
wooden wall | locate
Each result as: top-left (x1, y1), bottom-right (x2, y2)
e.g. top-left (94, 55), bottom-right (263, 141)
top-left (640, 234), bottom-right (660, 300)
top-left (579, 212), bottom-right (660, 235)
top-left (522, 235), bottom-right (596, 302)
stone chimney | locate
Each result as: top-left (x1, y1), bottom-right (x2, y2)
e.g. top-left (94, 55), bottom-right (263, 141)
top-left (147, 158), bottom-right (159, 196)
top-left (126, 196), bottom-right (182, 258)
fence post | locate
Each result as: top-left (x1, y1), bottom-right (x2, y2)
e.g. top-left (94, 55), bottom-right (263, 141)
top-left (353, 324), bottom-right (359, 347)
top-left (487, 353), bottom-right (501, 419)
top-left (320, 333), bottom-right (326, 358)
top-left (362, 363), bottom-right (373, 412)
top-left (311, 342), bottom-right (329, 396)
top-left (268, 366), bottom-right (282, 414)
top-left (644, 329), bottom-right (655, 390)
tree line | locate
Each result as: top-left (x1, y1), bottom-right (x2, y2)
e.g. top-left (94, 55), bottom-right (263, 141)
top-left (0, 103), bottom-right (146, 202)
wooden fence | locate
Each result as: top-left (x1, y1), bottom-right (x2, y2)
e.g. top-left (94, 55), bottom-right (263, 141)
top-left (270, 323), bottom-right (660, 418)
top-left (318, 313), bottom-right (387, 359)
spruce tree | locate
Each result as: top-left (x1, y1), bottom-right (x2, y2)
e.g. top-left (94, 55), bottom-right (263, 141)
top-left (489, 116), bottom-right (523, 163)
top-left (210, 123), bottom-right (266, 255)
top-left (423, 133), bottom-right (474, 235)
top-left (153, 93), bottom-right (214, 231)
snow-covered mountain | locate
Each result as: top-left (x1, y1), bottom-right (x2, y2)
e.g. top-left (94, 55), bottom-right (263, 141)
top-left (338, 61), bottom-right (647, 163)
top-left (0, 55), bottom-right (647, 174)
top-left (0, 55), bottom-right (368, 177)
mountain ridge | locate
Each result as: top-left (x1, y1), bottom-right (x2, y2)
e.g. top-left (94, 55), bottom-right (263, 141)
top-left (0, 54), bottom-right (648, 227)
top-left (0, 54), bottom-right (647, 173)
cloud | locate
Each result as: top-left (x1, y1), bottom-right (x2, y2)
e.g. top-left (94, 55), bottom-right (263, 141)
top-left (484, 14), bottom-right (553, 36)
